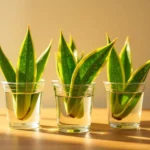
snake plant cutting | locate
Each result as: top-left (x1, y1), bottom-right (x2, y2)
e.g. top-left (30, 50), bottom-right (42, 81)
top-left (0, 28), bottom-right (52, 120)
top-left (56, 32), bottom-right (117, 118)
top-left (106, 35), bottom-right (150, 120)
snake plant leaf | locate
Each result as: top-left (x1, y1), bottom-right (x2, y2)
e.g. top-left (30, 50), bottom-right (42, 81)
top-left (57, 32), bottom-right (76, 84)
top-left (0, 46), bottom-right (16, 82)
top-left (127, 60), bottom-right (150, 84)
top-left (106, 35), bottom-right (125, 115)
top-left (78, 51), bottom-right (84, 63)
top-left (106, 35), bottom-right (150, 120)
top-left (36, 40), bottom-right (52, 81)
top-left (69, 36), bottom-right (76, 53)
top-left (113, 60), bottom-right (150, 120)
top-left (107, 35), bottom-right (125, 85)
top-left (17, 28), bottom-right (36, 83)
top-left (16, 28), bottom-right (36, 120)
top-left (69, 36), bottom-right (78, 63)
top-left (71, 39), bottom-right (117, 85)
top-left (21, 93), bottom-right (40, 120)
top-left (66, 39), bottom-right (116, 118)
top-left (120, 37), bottom-right (132, 82)
top-left (113, 93), bottom-right (142, 120)
top-left (23, 41), bottom-right (52, 120)
top-left (121, 60), bottom-right (150, 104)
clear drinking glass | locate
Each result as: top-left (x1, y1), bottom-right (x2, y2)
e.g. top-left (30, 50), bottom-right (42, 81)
top-left (2, 80), bottom-right (45, 130)
top-left (104, 82), bottom-right (145, 129)
top-left (52, 80), bottom-right (95, 133)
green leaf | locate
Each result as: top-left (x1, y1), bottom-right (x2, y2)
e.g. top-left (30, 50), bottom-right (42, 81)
top-left (0, 46), bottom-right (16, 82)
top-left (107, 35), bottom-right (125, 84)
top-left (23, 41), bottom-right (52, 120)
top-left (66, 39), bottom-right (116, 118)
top-left (57, 32), bottom-right (76, 84)
top-left (0, 27), bottom-right (51, 121)
top-left (69, 36), bottom-right (78, 63)
top-left (69, 36), bottom-right (76, 53)
top-left (127, 60), bottom-right (150, 84)
top-left (120, 37), bottom-right (132, 82)
top-left (106, 36), bottom-right (150, 121)
top-left (17, 28), bottom-right (36, 83)
top-left (106, 35), bottom-right (125, 115)
top-left (78, 51), bottom-right (84, 63)
top-left (0, 47), bottom-right (17, 118)
top-left (113, 93), bottom-right (142, 120)
top-left (16, 28), bottom-right (36, 120)
top-left (36, 40), bottom-right (52, 81)
top-left (21, 41), bottom-right (52, 120)
top-left (113, 60), bottom-right (150, 120)
top-left (72, 40), bottom-right (117, 85)
top-left (21, 92), bottom-right (40, 120)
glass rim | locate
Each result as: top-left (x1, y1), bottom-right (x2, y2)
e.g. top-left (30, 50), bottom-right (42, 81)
top-left (52, 80), bottom-right (96, 86)
top-left (103, 81), bottom-right (145, 85)
top-left (1, 79), bottom-right (45, 85)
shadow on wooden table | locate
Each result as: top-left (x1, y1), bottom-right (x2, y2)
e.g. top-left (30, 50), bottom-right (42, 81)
top-left (0, 132), bottom-right (102, 150)
top-left (1, 122), bottom-right (149, 150)
top-left (39, 121), bottom-right (150, 145)
top-left (0, 130), bottom-right (120, 150)
top-left (141, 120), bottom-right (150, 128)
top-left (90, 122), bottom-right (150, 144)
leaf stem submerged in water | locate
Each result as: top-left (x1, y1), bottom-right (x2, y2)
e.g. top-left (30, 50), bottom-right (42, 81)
top-left (107, 35), bottom-right (150, 120)
top-left (56, 32), bottom-right (116, 118)
top-left (0, 28), bottom-right (52, 120)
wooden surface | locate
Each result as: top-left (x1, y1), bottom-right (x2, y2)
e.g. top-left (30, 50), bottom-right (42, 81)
top-left (0, 108), bottom-right (150, 150)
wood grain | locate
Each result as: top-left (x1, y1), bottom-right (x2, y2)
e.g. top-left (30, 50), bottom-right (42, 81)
top-left (0, 108), bottom-right (150, 150)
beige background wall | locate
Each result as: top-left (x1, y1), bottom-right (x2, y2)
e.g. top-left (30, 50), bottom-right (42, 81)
top-left (0, 0), bottom-right (149, 108)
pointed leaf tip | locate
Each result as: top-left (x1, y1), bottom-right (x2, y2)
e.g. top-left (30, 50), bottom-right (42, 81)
top-left (27, 26), bottom-right (31, 33)
top-left (60, 30), bottom-right (63, 36)
top-left (126, 36), bottom-right (129, 40)
top-left (36, 41), bottom-right (52, 82)
top-left (105, 33), bottom-right (109, 41)
top-left (112, 38), bottom-right (118, 43)
top-left (106, 34), bottom-right (118, 44)
top-left (69, 34), bottom-right (73, 40)
top-left (125, 36), bottom-right (129, 44)
top-left (105, 33), bottom-right (109, 37)
top-left (60, 31), bottom-right (65, 42)
top-left (24, 27), bottom-right (32, 41)
top-left (109, 38), bottom-right (118, 46)
top-left (49, 39), bottom-right (53, 46)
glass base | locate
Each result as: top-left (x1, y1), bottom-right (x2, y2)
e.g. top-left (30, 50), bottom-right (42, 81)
top-left (9, 122), bottom-right (39, 130)
top-left (58, 125), bottom-right (90, 133)
top-left (109, 122), bottom-right (140, 129)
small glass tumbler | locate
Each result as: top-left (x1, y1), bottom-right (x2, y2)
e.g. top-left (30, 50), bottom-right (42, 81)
top-left (104, 82), bottom-right (145, 129)
top-left (2, 80), bottom-right (45, 130)
top-left (52, 80), bottom-right (95, 133)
